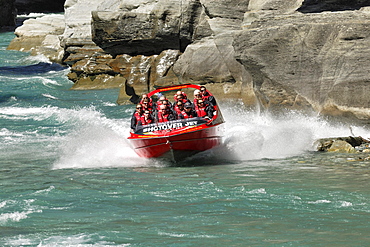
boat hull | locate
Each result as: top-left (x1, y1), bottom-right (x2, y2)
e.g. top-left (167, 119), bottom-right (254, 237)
top-left (129, 124), bottom-right (223, 162)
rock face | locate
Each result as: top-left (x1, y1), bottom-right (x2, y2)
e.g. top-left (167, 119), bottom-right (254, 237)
top-left (7, 0), bottom-right (370, 119)
top-left (7, 14), bottom-right (65, 63)
top-left (234, 8), bottom-right (370, 118)
top-left (0, 0), bottom-right (16, 30)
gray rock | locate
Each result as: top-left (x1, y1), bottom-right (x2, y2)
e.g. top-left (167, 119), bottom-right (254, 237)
top-left (234, 8), bottom-right (370, 118)
top-left (315, 136), bottom-right (370, 152)
top-left (7, 14), bottom-right (65, 63)
top-left (8, 0), bottom-right (370, 119)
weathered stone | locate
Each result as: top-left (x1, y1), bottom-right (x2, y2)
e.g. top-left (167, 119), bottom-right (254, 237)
top-left (71, 74), bottom-right (126, 90)
top-left (8, 0), bottom-right (370, 118)
top-left (327, 140), bottom-right (356, 153)
top-left (91, 0), bottom-right (203, 56)
top-left (315, 136), bottom-right (370, 152)
top-left (7, 14), bottom-right (65, 63)
top-left (248, 0), bottom-right (303, 14)
top-left (234, 8), bottom-right (370, 117)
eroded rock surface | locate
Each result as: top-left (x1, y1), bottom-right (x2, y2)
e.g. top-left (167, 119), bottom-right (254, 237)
top-left (7, 0), bottom-right (370, 117)
top-left (7, 14), bottom-right (65, 63)
top-left (234, 8), bottom-right (370, 118)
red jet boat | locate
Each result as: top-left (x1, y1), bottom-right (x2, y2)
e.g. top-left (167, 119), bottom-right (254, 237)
top-left (128, 84), bottom-right (224, 163)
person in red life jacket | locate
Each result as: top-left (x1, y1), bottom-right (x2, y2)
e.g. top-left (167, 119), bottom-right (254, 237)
top-left (160, 100), bottom-right (172, 111)
top-left (141, 98), bottom-right (154, 113)
top-left (173, 101), bottom-right (185, 116)
top-left (130, 104), bottom-right (143, 131)
top-left (157, 104), bottom-right (176, 123)
top-left (193, 89), bottom-right (203, 110)
top-left (196, 99), bottom-right (214, 119)
top-left (156, 96), bottom-right (170, 110)
top-left (138, 110), bottom-right (153, 126)
top-left (140, 94), bottom-right (153, 106)
top-left (173, 90), bottom-right (188, 102)
top-left (199, 85), bottom-right (217, 106)
top-left (179, 102), bottom-right (198, 119)
top-left (175, 94), bottom-right (191, 105)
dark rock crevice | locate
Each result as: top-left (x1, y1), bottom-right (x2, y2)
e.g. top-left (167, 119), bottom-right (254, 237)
top-left (15, 0), bottom-right (66, 14)
top-left (298, 0), bottom-right (370, 13)
top-left (0, 0), bottom-right (16, 31)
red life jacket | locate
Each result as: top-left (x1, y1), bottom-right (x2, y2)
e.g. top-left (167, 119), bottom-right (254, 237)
top-left (196, 107), bottom-right (207, 118)
top-left (173, 105), bottom-right (184, 114)
top-left (156, 100), bottom-right (164, 110)
top-left (178, 111), bottom-right (189, 119)
top-left (134, 112), bottom-right (142, 122)
top-left (158, 112), bottom-right (170, 122)
top-left (140, 116), bottom-right (153, 125)
top-left (142, 106), bottom-right (153, 113)
top-left (193, 99), bottom-right (199, 110)
top-left (202, 94), bottom-right (211, 102)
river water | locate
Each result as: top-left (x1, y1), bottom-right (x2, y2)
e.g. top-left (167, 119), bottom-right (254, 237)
top-left (0, 31), bottom-right (369, 246)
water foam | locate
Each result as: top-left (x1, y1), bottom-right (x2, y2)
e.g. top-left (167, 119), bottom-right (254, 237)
top-left (52, 106), bottom-right (150, 169)
top-left (3, 233), bottom-right (129, 247)
top-left (0, 199), bottom-right (42, 225)
top-left (207, 105), bottom-right (370, 161)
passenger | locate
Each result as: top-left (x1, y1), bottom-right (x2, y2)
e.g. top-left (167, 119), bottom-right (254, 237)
top-left (160, 100), bottom-right (172, 110)
top-left (179, 102), bottom-right (198, 119)
top-left (157, 104), bottom-right (176, 122)
top-left (156, 96), bottom-right (169, 110)
top-left (193, 89), bottom-right (203, 110)
top-left (139, 110), bottom-right (154, 125)
top-left (141, 98), bottom-right (154, 113)
top-left (199, 86), bottom-right (217, 106)
top-left (196, 99), bottom-right (214, 119)
top-left (173, 90), bottom-right (188, 102)
top-left (173, 101), bottom-right (185, 115)
top-left (140, 94), bottom-right (153, 106)
top-left (130, 104), bottom-right (143, 131)
top-left (175, 94), bottom-right (191, 105)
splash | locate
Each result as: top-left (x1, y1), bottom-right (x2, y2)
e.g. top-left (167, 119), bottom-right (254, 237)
top-left (52, 106), bottom-right (151, 169)
top-left (53, 124), bottom-right (148, 169)
top-left (54, 103), bottom-right (370, 167)
top-left (193, 104), bottom-right (370, 162)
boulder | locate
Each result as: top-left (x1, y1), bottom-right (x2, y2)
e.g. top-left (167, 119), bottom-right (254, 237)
top-left (315, 136), bottom-right (370, 153)
top-left (7, 14), bottom-right (65, 63)
top-left (327, 140), bottom-right (356, 153)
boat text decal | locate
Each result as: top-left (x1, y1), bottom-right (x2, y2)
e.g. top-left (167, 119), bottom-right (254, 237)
top-left (135, 118), bottom-right (207, 134)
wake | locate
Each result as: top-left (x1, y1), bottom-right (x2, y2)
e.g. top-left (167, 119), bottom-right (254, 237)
top-left (52, 103), bottom-right (370, 168)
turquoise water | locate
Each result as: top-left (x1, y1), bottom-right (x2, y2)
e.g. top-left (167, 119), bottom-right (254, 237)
top-left (1, 31), bottom-right (369, 246)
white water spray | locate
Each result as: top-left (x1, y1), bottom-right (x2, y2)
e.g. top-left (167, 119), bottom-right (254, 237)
top-left (47, 104), bottom-right (370, 168)
top-left (216, 105), bottom-right (370, 161)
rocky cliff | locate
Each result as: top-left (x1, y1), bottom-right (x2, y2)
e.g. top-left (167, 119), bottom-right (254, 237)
top-left (7, 0), bottom-right (370, 119)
